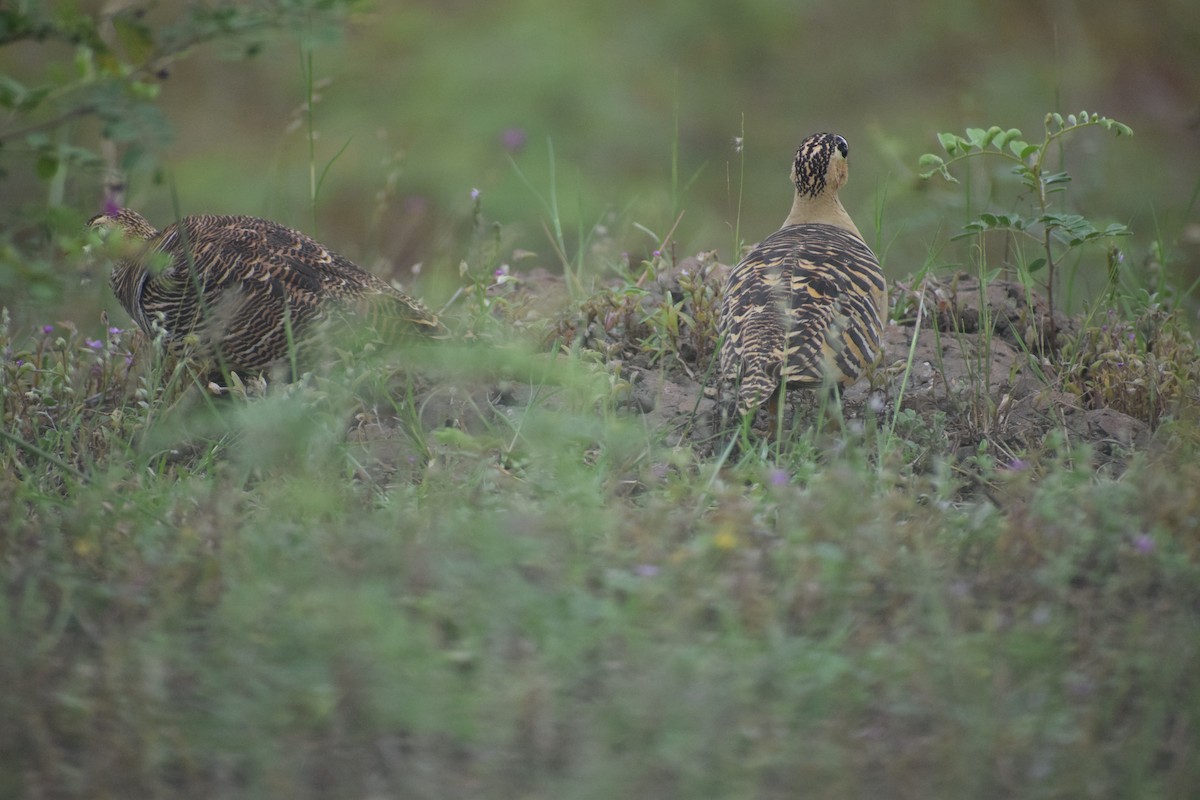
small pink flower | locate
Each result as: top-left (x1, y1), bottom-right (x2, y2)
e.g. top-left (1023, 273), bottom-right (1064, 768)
top-left (500, 127), bottom-right (527, 154)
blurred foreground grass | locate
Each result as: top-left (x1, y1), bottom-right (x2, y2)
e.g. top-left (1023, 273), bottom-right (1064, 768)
top-left (3, 275), bottom-right (1200, 797)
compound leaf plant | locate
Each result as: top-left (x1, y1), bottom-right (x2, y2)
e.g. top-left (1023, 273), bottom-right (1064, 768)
top-left (919, 111), bottom-right (1133, 351)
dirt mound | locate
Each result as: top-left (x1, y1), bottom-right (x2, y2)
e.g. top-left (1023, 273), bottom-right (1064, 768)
top-left (385, 266), bottom-right (1157, 473)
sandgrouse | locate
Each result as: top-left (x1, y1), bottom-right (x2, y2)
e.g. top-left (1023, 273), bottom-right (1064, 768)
top-left (89, 209), bottom-right (444, 378)
top-left (717, 132), bottom-right (887, 419)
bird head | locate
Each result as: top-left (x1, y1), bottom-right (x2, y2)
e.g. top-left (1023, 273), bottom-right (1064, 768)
top-left (85, 208), bottom-right (164, 275)
top-left (86, 208), bottom-right (159, 242)
top-left (790, 133), bottom-right (850, 198)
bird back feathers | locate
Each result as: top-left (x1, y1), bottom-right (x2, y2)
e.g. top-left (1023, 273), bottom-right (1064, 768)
top-left (718, 223), bottom-right (886, 416)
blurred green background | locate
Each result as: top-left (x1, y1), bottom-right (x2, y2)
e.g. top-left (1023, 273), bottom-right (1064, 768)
top-left (2, 0), bottom-right (1198, 328)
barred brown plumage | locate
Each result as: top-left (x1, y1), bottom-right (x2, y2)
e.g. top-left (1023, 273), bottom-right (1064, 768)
top-left (717, 132), bottom-right (887, 418)
top-left (89, 209), bottom-right (444, 378)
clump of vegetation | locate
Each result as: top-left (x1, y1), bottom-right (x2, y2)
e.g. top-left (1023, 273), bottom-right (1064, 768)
top-left (1, 310), bottom-right (149, 480)
top-left (1063, 300), bottom-right (1200, 427)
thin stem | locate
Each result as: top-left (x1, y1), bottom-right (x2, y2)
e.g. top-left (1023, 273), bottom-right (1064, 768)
top-left (0, 105), bottom-right (95, 147)
top-left (731, 113), bottom-right (745, 261)
top-left (302, 42), bottom-right (318, 233)
top-left (1035, 127), bottom-right (1058, 352)
top-left (1043, 224), bottom-right (1057, 351)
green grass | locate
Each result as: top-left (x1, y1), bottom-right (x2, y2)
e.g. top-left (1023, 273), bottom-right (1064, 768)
top-left (3, 211), bottom-right (1200, 798)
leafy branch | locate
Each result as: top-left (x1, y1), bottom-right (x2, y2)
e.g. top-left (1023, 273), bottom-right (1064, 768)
top-left (0, 1), bottom-right (359, 306)
top-left (919, 111), bottom-right (1133, 350)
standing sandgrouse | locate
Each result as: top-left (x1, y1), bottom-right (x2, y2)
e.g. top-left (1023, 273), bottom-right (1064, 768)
top-left (89, 209), bottom-right (444, 377)
top-left (717, 132), bottom-right (887, 419)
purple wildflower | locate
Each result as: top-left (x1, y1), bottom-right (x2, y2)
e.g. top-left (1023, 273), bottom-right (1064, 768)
top-left (469, 187), bottom-right (481, 201)
top-left (769, 468), bottom-right (789, 487)
top-left (108, 326), bottom-right (122, 335)
top-left (1006, 458), bottom-right (1030, 472)
top-left (42, 324), bottom-right (54, 334)
top-left (1133, 534), bottom-right (1155, 554)
top-left (85, 338), bottom-right (103, 350)
top-left (634, 564), bottom-right (660, 578)
top-left (500, 127), bottom-right (527, 154)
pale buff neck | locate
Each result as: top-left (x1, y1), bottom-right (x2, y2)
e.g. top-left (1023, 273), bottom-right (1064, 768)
top-left (781, 191), bottom-right (865, 240)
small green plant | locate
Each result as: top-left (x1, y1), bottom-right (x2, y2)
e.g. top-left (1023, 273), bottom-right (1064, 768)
top-left (919, 111), bottom-right (1133, 350)
top-left (638, 250), bottom-right (722, 369)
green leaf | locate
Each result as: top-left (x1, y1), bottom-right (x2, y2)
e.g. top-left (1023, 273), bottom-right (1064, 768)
top-left (966, 127), bottom-right (988, 148)
top-left (937, 131), bottom-right (959, 155)
top-left (996, 128), bottom-right (1021, 149)
top-left (0, 75), bottom-right (24, 109)
top-left (113, 15), bottom-right (156, 63)
top-left (1018, 144), bottom-right (1039, 159)
top-left (35, 153), bottom-right (59, 179)
top-left (1067, 114), bottom-right (1077, 127)
top-left (917, 153), bottom-right (955, 182)
top-left (983, 126), bottom-right (1004, 147)
top-left (1008, 139), bottom-right (1029, 157)
top-left (1027, 257), bottom-right (1047, 273)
